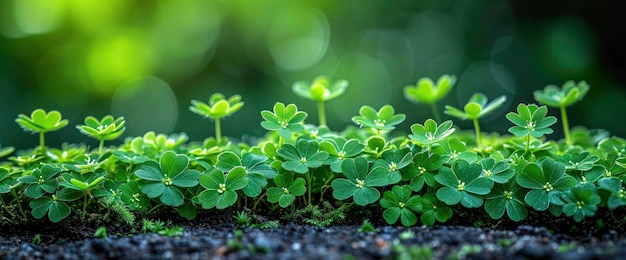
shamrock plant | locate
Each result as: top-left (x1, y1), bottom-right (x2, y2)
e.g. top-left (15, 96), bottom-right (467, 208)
top-left (331, 157), bottom-right (389, 206)
top-left (292, 76), bottom-right (348, 126)
top-left (29, 187), bottom-right (82, 223)
top-left (534, 81), bottom-right (589, 145)
top-left (516, 158), bottom-right (577, 211)
top-left (190, 93), bottom-right (244, 144)
top-left (266, 172), bottom-right (306, 208)
top-left (351, 105), bottom-right (405, 136)
top-left (76, 115), bottom-right (126, 155)
top-left (261, 102), bottom-right (307, 142)
top-left (506, 104), bottom-right (557, 154)
top-left (134, 151), bottom-right (201, 207)
top-left (15, 109), bottom-right (69, 153)
top-left (196, 167), bottom-right (248, 209)
top-left (435, 160), bottom-right (494, 208)
top-left (379, 185), bottom-right (422, 226)
top-left (404, 74), bottom-right (456, 122)
top-left (408, 119), bottom-right (455, 150)
top-left (277, 139), bottom-right (328, 204)
top-left (484, 181), bottom-right (528, 222)
top-left (319, 137), bottom-right (365, 173)
top-left (215, 151), bottom-right (276, 197)
top-left (445, 93), bottom-right (506, 150)
top-left (561, 183), bottom-right (600, 222)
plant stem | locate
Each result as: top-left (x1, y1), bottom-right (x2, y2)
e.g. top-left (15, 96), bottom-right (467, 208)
top-left (430, 102), bottom-right (441, 122)
top-left (214, 118), bottom-right (222, 144)
top-left (99, 139), bottom-right (105, 155)
top-left (39, 132), bottom-right (46, 154)
top-left (306, 171), bottom-right (312, 206)
top-left (317, 101), bottom-right (327, 127)
top-left (525, 134), bottom-right (531, 154)
top-left (560, 106), bottom-right (571, 145)
top-left (11, 189), bottom-right (25, 217)
top-left (472, 118), bottom-right (482, 150)
top-left (252, 192), bottom-right (266, 211)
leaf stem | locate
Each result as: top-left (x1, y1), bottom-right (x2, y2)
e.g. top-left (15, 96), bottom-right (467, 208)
top-left (560, 106), bottom-right (571, 145)
top-left (39, 132), bottom-right (46, 154)
top-left (99, 139), bottom-right (105, 155)
top-left (215, 118), bottom-right (222, 144)
top-left (11, 189), bottom-right (25, 217)
top-left (317, 101), bottom-right (327, 127)
top-left (430, 102), bottom-right (441, 122)
top-left (306, 171), bottom-right (312, 206)
top-left (472, 118), bottom-right (482, 150)
top-left (525, 134), bottom-right (531, 155)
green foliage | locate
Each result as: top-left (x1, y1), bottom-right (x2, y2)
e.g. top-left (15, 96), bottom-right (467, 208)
top-left (534, 81), bottom-right (589, 108)
top-left (561, 183), bottom-right (600, 222)
top-left (331, 157), bottom-right (388, 206)
top-left (507, 104), bottom-right (557, 138)
top-left (419, 193), bottom-right (453, 226)
top-left (190, 93), bottom-right (244, 143)
top-left (15, 109), bottom-right (69, 153)
top-left (435, 160), bottom-right (494, 208)
top-left (358, 219), bottom-right (375, 232)
top-left (267, 172), bottom-right (306, 208)
top-left (142, 219), bottom-right (183, 236)
top-left (134, 151), bottom-right (201, 207)
top-left (292, 76), bottom-right (348, 126)
top-left (29, 188), bottom-right (82, 222)
top-left (0, 145), bottom-right (14, 158)
top-left (484, 181), bottom-right (528, 221)
top-left (402, 151), bottom-right (444, 192)
top-left (516, 158), bottom-right (577, 211)
top-left (196, 168), bottom-right (248, 209)
top-left (216, 151), bottom-right (276, 197)
top-left (76, 115), bottom-right (126, 154)
top-left (379, 185), bottom-right (422, 226)
top-left (277, 139), bottom-right (328, 174)
top-left (403, 74), bottom-right (456, 121)
top-left (284, 201), bottom-right (347, 226)
top-left (319, 137), bottom-right (364, 173)
top-left (408, 119), bottom-right (455, 149)
top-left (261, 102), bottom-right (308, 139)
top-left (94, 226), bottom-right (107, 239)
top-left (351, 105), bottom-right (405, 135)
top-left (445, 93), bottom-right (506, 149)
top-left (18, 164), bottom-right (61, 199)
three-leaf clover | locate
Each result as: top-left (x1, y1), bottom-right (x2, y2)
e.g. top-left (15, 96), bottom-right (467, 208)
top-left (534, 81), bottom-right (589, 145)
top-left (419, 192), bottom-right (453, 226)
top-left (484, 181), bottom-right (528, 222)
top-left (404, 74), bottom-right (456, 121)
top-left (277, 139), bottom-right (328, 174)
top-left (435, 160), bottom-right (494, 208)
top-left (561, 183), bottom-right (600, 222)
top-left (319, 137), bottom-right (365, 173)
top-left (261, 102), bottom-right (308, 140)
top-left (16, 109), bottom-right (69, 153)
top-left (190, 93), bottom-right (244, 144)
top-left (379, 185), bottom-right (422, 226)
top-left (216, 151), bottom-right (277, 197)
top-left (402, 151), bottom-right (444, 192)
top-left (29, 188), bottom-right (82, 223)
top-left (0, 168), bottom-right (16, 194)
top-left (76, 115), bottom-right (126, 155)
top-left (266, 172), bottom-right (306, 208)
top-left (18, 164), bottom-right (61, 199)
top-left (351, 105), bottom-right (405, 136)
top-left (331, 157), bottom-right (389, 205)
top-left (292, 76), bottom-right (348, 126)
top-left (478, 158), bottom-right (515, 184)
top-left (506, 104), bottom-right (557, 154)
top-left (598, 177), bottom-right (626, 210)
top-left (408, 119), bottom-right (455, 150)
top-left (371, 148), bottom-right (412, 184)
top-left (515, 158), bottom-right (577, 211)
top-left (196, 167), bottom-right (248, 209)
top-left (445, 93), bottom-right (506, 149)
top-left (134, 151), bottom-right (201, 207)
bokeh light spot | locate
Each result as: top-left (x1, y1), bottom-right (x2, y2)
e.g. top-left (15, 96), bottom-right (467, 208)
top-left (14, 0), bottom-right (65, 35)
top-left (111, 76), bottom-right (178, 136)
top-left (541, 17), bottom-right (596, 75)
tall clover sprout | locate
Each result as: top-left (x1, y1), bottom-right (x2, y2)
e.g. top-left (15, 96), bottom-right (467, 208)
top-left (292, 76), bottom-right (348, 127)
top-left (189, 93), bottom-right (244, 144)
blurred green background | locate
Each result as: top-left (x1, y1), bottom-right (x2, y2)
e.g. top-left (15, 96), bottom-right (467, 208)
top-left (1, 0), bottom-right (624, 150)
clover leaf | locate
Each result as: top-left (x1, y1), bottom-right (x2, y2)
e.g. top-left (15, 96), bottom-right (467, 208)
top-left (277, 139), bottom-right (328, 174)
top-left (506, 103), bottom-right (557, 154)
top-left (18, 164), bottom-right (61, 199)
top-left (432, 138), bottom-right (479, 164)
top-left (478, 158), bottom-right (515, 184)
top-left (371, 148), bottom-right (412, 184)
top-left (134, 151), bottom-right (201, 207)
top-left (561, 182), bottom-right (600, 222)
top-left (408, 119), bottom-right (455, 150)
top-left (379, 185), bottom-right (422, 226)
top-left (419, 192), bottom-right (453, 226)
top-left (216, 151), bottom-right (276, 197)
top-left (61, 171), bottom-right (106, 192)
top-left (516, 158), bottom-right (577, 211)
top-left (331, 157), bottom-right (389, 206)
top-left (266, 172), bottom-right (306, 208)
top-left (404, 74), bottom-right (456, 121)
top-left (435, 160), bottom-right (493, 208)
top-left (120, 181), bottom-right (151, 212)
top-left (0, 168), bottom-right (16, 194)
top-left (16, 109), bottom-right (69, 153)
top-left (76, 115), bottom-right (126, 155)
top-left (534, 81), bottom-right (589, 145)
top-left (598, 177), bottom-right (626, 210)
top-left (351, 105), bottom-right (405, 135)
top-left (292, 76), bottom-right (348, 126)
top-left (29, 187), bottom-right (82, 223)
top-left (261, 102), bottom-right (308, 139)
top-left (445, 93), bottom-right (506, 150)
top-left (402, 150), bottom-right (444, 192)
top-left (319, 137), bottom-right (365, 173)
top-left (556, 150), bottom-right (599, 172)
top-left (196, 167), bottom-right (248, 209)
top-left (190, 93), bottom-right (244, 143)
top-left (484, 181), bottom-right (528, 222)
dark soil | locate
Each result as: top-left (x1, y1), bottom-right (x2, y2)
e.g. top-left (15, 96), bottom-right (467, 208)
top-left (2, 209), bottom-right (626, 260)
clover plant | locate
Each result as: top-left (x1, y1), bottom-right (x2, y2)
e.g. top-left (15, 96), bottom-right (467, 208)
top-left (534, 81), bottom-right (589, 145)
top-left (76, 115), bottom-right (126, 155)
top-left (277, 139), bottom-right (328, 204)
top-left (216, 151), bottom-right (276, 197)
top-left (371, 148), bottom-right (412, 184)
top-left (331, 157), bottom-right (389, 206)
top-left (190, 93), bottom-right (244, 144)
top-left (266, 172), bottom-right (306, 208)
top-left (484, 181), bottom-right (528, 222)
top-left (419, 193), bottom-right (453, 226)
top-left (379, 185), bottom-right (422, 226)
top-left (402, 150), bottom-right (444, 192)
top-left (351, 105), bottom-right (405, 136)
top-left (435, 160), bottom-right (494, 208)
top-left (404, 74), bottom-right (456, 122)
top-left (15, 109), bottom-right (69, 154)
top-left (261, 102), bottom-right (307, 143)
top-left (29, 187), bottom-right (82, 223)
top-left (506, 104), bottom-right (557, 154)
top-left (196, 167), bottom-right (248, 209)
top-left (516, 158), bottom-right (577, 211)
top-left (292, 76), bottom-right (348, 126)
top-left (134, 151), bottom-right (201, 207)
top-left (18, 164), bottom-right (61, 199)
top-left (598, 177), bottom-right (626, 210)
top-left (319, 137), bottom-right (365, 173)
top-left (408, 119), bottom-right (455, 151)
top-left (561, 182), bottom-right (600, 222)
top-left (445, 93), bottom-right (506, 150)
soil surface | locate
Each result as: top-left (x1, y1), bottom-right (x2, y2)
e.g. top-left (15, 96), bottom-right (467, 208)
top-left (2, 209), bottom-right (626, 259)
